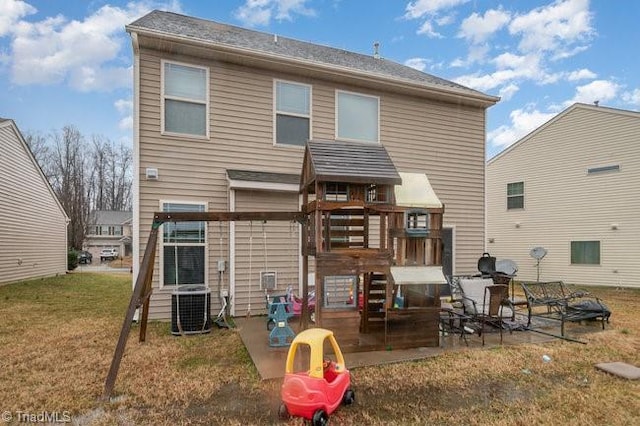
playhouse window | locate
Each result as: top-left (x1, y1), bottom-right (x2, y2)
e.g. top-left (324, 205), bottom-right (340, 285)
top-left (366, 184), bottom-right (389, 203)
top-left (323, 275), bottom-right (357, 308)
top-left (406, 210), bottom-right (429, 235)
top-left (325, 183), bottom-right (348, 201)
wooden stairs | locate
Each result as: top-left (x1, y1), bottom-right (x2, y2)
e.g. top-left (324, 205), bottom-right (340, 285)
top-left (360, 272), bottom-right (390, 333)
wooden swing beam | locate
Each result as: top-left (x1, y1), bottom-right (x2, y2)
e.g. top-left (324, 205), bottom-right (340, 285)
top-left (102, 211), bottom-right (306, 401)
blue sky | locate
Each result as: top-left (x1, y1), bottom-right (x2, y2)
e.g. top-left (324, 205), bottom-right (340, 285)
top-left (1, 0), bottom-right (638, 158)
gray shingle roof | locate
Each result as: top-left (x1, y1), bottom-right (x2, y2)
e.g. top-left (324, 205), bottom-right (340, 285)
top-left (305, 140), bottom-right (401, 185)
top-left (93, 210), bottom-right (132, 225)
top-left (127, 11), bottom-right (493, 100)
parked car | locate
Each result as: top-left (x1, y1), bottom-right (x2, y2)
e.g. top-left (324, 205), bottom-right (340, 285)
top-left (100, 248), bottom-right (119, 261)
top-left (78, 250), bottom-right (93, 264)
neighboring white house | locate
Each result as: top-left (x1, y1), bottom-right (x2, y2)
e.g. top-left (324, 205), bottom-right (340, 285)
top-left (487, 103), bottom-right (640, 288)
top-left (85, 210), bottom-right (133, 260)
top-left (0, 119), bottom-right (69, 285)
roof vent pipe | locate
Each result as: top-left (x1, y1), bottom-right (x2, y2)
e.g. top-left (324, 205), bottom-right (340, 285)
top-left (274, 34), bottom-right (278, 44)
top-left (373, 42), bottom-right (380, 59)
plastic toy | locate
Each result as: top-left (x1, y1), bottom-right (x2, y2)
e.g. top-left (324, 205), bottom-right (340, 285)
top-left (267, 298), bottom-right (295, 347)
top-left (267, 286), bottom-right (316, 330)
top-left (279, 328), bottom-right (354, 425)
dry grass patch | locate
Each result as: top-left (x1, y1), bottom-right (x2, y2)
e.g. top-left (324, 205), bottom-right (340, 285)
top-left (1, 276), bottom-right (639, 425)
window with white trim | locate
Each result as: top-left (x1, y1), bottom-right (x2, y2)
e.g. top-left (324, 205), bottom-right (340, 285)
top-left (275, 80), bottom-right (311, 146)
top-left (161, 202), bottom-right (207, 287)
top-left (507, 181), bottom-right (524, 210)
top-left (336, 91), bottom-right (379, 143)
top-left (162, 61), bottom-right (209, 137)
top-left (571, 241), bottom-right (600, 265)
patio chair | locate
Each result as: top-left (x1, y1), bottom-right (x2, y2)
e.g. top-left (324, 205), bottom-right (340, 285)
top-left (445, 275), bottom-right (475, 308)
top-left (458, 278), bottom-right (514, 345)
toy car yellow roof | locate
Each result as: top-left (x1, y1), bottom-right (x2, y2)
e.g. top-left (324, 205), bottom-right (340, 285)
top-left (292, 328), bottom-right (334, 346)
top-left (285, 328), bottom-right (346, 379)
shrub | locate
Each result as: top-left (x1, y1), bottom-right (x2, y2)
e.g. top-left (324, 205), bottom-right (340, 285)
top-left (68, 249), bottom-right (79, 271)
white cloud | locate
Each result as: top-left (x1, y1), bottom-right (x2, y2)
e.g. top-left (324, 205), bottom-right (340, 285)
top-left (564, 79), bottom-right (620, 106)
top-left (115, 98), bottom-right (133, 130)
top-left (567, 68), bottom-right (596, 81)
top-left (509, 0), bottom-right (594, 55)
top-left (498, 83), bottom-right (519, 101)
top-left (8, 1), bottom-right (181, 91)
top-left (488, 107), bottom-right (557, 149)
top-left (405, 0), bottom-right (467, 38)
top-left (234, 0), bottom-right (315, 27)
top-left (416, 20), bottom-right (442, 38)
top-left (436, 14), bottom-right (454, 26)
top-left (115, 98), bottom-right (133, 114)
top-left (0, 0), bottom-right (36, 37)
top-left (622, 88), bottom-right (640, 106)
top-left (492, 52), bottom-right (529, 69)
top-left (455, 53), bottom-right (545, 92)
top-left (458, 8), bottom-right (510, 44)
top-left (405, 0), bottom-right (469, 19)
top-left (450, 43), bottom-right (490, 67)
top-left (404, 57), bottom-right (428, 72)
top-left (119, 116), bottom-right (133, 131)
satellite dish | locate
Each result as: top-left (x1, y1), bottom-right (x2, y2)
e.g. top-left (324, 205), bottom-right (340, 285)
top-left (529, 247), bottom-right (547, 281)
top-left (530, 247), bottom-right (547, 260)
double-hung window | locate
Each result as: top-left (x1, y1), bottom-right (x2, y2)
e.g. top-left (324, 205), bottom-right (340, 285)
top-left (507, 181), bottom-right (524, 210)
top-left (162, 61), bottom-right (209, 137)
top-left (336, 90), bottom-right (379, 143)
top-left (161, 202), bottom-right (207, 287)
top-left (275, 80), bottom-right (311, 146)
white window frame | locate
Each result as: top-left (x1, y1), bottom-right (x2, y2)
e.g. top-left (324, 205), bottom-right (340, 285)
top-left (161, 59), bottom-right (210, 139)
top-left (273, 79), bottom-right (312, 147)
top-left (570, 240), bottom-right (601, 265)
top-left (335, 90), bottom-right (380, 144)
top-left (507, 181), bottom-right (524, 210)
top-left (159, 200), bottom-right (208, 289)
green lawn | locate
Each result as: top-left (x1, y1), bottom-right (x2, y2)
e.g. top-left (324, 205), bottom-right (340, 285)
top-left (1, 273), bottom-right (639, 425)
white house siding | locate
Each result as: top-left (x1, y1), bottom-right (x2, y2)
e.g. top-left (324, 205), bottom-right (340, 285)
top-left (139, 49), bottom-right (489, 319)
top-left (0, 121), bottom-right (68, 285)
top-left (486, 104), bottom-right (640, 288)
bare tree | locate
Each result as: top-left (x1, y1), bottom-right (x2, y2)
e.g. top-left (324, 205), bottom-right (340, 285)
top-left (92, 136), bottom-right (132, 211)
top-left (23, 126), bottom-right (133, 250)
top-left (48, 126), bottom-right (89, 250)
top-left (24, 132), bottom-right (52, 178)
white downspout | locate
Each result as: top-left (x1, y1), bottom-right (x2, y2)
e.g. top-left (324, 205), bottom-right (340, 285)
top-left (229, 189), bottom-right (236, 316)
top-left (131, 32), bottom-right (141, 321)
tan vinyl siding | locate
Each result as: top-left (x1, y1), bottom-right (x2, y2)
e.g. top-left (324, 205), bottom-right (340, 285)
top-left (487, 105), bottom-right (640, 287)
top-left (233, 191), bottom-right (299, 316)
top-left (0, 123), bottom-right (67, 285)
top-left (139, 48), bottom-right (488, 318)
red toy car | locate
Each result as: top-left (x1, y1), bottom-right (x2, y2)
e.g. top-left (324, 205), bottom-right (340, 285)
top-left (279, 328), bottom-right (354, 425)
